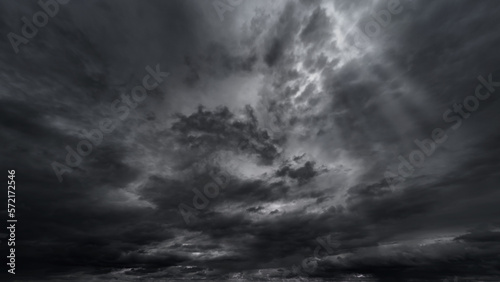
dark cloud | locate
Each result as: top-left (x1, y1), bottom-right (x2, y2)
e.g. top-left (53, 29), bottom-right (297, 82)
top-left (171, 105), bottom-right (282, 164)
top-left (1, 0), bottom-right (500, 281)
top-left (275, 160), bottom-right (325, 185)
top-left (300, 7), bottom-right (334, 45)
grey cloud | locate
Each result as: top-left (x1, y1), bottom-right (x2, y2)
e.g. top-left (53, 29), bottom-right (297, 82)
top-left (2, 0), bottom-right (500, 281)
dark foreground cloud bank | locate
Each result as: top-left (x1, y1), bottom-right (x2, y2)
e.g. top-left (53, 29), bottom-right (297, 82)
top-left (0, 0), bottom-right (500, 281)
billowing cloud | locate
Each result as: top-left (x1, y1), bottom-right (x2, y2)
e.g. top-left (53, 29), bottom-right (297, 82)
top-left (1, 0), bottom-right (500, 281)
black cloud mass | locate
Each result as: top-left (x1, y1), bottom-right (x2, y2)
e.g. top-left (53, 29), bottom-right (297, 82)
top-left (0, 0), bottom-right (500, 281)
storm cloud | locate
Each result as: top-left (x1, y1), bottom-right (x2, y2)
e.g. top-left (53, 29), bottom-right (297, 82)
top-left (1, 0), bottom-right (500, 281)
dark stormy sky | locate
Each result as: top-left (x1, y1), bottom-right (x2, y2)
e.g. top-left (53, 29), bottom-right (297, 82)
top-left (1, 0), bottom-right (500, 281)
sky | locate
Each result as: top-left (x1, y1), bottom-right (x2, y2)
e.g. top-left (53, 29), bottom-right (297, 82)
top-left (0, 0), bottom-right (500, 281)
